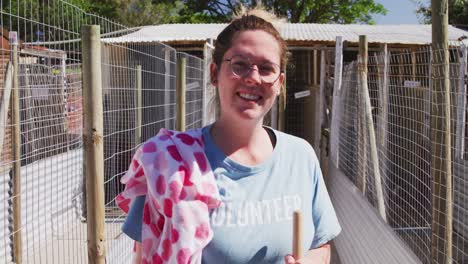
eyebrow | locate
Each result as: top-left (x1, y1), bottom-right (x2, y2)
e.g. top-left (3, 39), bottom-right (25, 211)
top-left (232, 54), bottom-right (279, 65)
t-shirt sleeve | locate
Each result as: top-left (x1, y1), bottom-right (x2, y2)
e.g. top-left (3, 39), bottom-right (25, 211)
top-left (310, 158), bottom-right (341, 248)
top-left (122, 195), bottom-right (145, 242)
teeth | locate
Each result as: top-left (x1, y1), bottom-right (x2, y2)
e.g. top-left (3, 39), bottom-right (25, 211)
top-left (239, 92), bottom-right (260, 100)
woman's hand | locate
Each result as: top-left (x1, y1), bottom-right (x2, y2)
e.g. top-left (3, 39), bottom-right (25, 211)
top-left (133, 242), bottom-right (142, 264)
top-left (284, 243), bottom-right (331, 264)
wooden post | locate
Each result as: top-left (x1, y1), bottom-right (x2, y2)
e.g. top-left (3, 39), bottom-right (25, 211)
top-left (331, 36), bottom-right (343, 167)
top-left (377, 44), bottom-right (390, 208)
top-left (176, 56), bottom-right (186, 131)
top-left (357, 41), bottom-right (368, 195)
top-left (164, 48), bottom-right (172, 128)
top-left (319, 50), bottom-right (327, 169)
top-left (411, 49), bottom-right (417, 81)
top-left (271, 96), bottom-right (278, 130)
top-left (135, 65), bottom-right (142, 145)
top-left (427, 46), bottom-right (433, 155)
top-left (81, 25), bottom-right (106, 264)
top-left (455, 46), bottom-right (467, 159)
top-left (431, 1), bottom-right (452, 263)
top-left (313, 50), bottom-right (318, 86)
top-left (359, 35), bottom-right (387, 222)
top-left (202, 43), bottom-right (210, 126)
top-left (378, 44), bottom-right (389, 147)
top-left (313, 50), bottom-right (322, 156)
top-left (305, 51), bottom-right (317, 146)
top-left (0, 62), bottom-right (12, 158)
top-left (278, 72), bottom-right (286, 132)
top-left (203, 41), bottom-right (217, 126)
top-left (293, 210), bottom-right (303, 259)
top-left (9, 31), bottom-right (22, 264)
top-left (357, 72), bottom-right (368, 195)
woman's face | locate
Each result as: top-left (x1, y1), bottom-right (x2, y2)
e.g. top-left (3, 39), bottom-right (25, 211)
top-left (210, 30), bottom-right (285, 124)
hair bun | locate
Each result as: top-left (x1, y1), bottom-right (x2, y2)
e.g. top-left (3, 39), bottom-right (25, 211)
top-left (233, 4), bottom-right (286, 29)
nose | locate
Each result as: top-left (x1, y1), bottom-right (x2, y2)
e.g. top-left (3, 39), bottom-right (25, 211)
top-left (242, 65), bottom-right (262, 86)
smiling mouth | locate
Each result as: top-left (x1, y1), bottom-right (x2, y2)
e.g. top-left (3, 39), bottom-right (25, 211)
top-left (238, 92), bottom-right (261, 101)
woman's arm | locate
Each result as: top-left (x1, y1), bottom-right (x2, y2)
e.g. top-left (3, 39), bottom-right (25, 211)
top-left (134, 242), bottom-right (142, 264)
top-left (284, 243), bottom-right (331, 264)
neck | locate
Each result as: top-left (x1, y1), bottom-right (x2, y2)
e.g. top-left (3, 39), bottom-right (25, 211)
top-left (211, 117), bottom-right (274, 166)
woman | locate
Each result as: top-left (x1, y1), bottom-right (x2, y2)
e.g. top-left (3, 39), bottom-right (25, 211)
top-left (117, 8), bottom-right (341, 264)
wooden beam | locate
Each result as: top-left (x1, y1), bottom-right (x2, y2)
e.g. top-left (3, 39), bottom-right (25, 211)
top-left (202, 42), bottom-right (215, 126)
top-left (376, 44), bottom-right (390, 208)
top-left (331, 36), bottom-right (343, 167)
top-left (81, 25), bottom-right (107, 264)
top-left (359, 35), bottom-right (387, 222)
top-left (430, 0), bottom-right (453, 262)
top-left (9, 30), bottom-right (22, 264)
top-left (313, 49), bottom-right (320, 152)
top-left (135, 65), bottom-right (142, 145)
top-left (176, 56), bottom-right (186, 131)
top-left (378, 44), bottom-right (389, 148)
top-left (164, 49), bottom-right (172, 128)
top-left (278, 72), bottom-right (286, 132)
top-left (411, 49), bottom-right (417, 81)
top-left (0, 62), bottom-right (12, 158)
top-left (455, 46), bottom-right (467, 159)
top-left (319, 50), bottom-right (327, 168)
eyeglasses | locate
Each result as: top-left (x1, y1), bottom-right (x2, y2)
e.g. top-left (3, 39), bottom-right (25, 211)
top-left (224, 55), bottom-right (282, 84)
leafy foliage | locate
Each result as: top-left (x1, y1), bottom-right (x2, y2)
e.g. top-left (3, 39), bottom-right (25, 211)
top-left (90, 0), bottom-right (185, 26)
top-left (1, 0), bottom-right (97, 42)
top-left (175, 0), bottom-right (387, 24)
top-left (412, 0), bottom-right (468, 26)
top-left (1, 0), bottom-right (389, 39)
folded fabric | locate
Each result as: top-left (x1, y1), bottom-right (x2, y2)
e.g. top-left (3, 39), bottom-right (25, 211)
top-left (116, 128), bottom-right (221, 264)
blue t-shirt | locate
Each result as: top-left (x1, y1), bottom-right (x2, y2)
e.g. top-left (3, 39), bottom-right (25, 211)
top-left (122, 126), bottom-right (341, 264)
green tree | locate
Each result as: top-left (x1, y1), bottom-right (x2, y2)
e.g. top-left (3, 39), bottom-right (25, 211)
top-left (91, 0), bottom-right (185, 26)
top-left (412, 0), bottom-right (468, 27)
top-left (1, 0), bottom-right (96, 42)
top-left (175, 0), bottom-right (387, 24)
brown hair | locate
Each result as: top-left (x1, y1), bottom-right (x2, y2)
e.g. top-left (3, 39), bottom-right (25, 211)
top-left (212, 11), bottom-right (288, 72)
top-left (209, 7), bottom-right (288, 121)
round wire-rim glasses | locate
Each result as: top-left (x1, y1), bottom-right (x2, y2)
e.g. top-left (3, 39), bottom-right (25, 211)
top-left (224, 54), bottom-right (282, 84)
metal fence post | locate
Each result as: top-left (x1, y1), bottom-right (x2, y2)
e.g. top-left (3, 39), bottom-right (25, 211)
top-left (81, 25), bottom-right (106, 264)
top-left (9, 30), bottom-right (22, 264)
top-left (176, 56), bottom-right (186, 131)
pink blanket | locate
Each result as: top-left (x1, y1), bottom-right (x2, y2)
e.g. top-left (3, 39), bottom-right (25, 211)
top-left (116, 128), bottom-right (221, 264)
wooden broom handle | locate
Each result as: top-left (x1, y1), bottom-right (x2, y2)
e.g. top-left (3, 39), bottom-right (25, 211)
top-left (293, 210), bottom-right (303, 259)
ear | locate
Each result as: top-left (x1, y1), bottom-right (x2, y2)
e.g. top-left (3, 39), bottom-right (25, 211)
top-left (277, 72), bottom-right (285, 95)
top-left (210, 62), bottom-right (219, 86)
top-left (278, 72), bottom-right (285, 87)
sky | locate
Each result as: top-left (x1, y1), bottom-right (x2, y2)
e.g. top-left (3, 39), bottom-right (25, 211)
top-left (373, 0), bottom-right (421, 24)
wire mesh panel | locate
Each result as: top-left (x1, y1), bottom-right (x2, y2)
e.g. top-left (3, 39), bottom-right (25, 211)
top-left (285, 50), bottom-right (314, 142)
top-left (100, 38), bottom-right (177, 262)
top-left (0, 0), bottom-right (215, 263)
top-left (330, 45), bottom-right (468, 264)
top-left (0, 0), bottom-right (128, 263)
top-left (178, 52), bottom-right (204, 130)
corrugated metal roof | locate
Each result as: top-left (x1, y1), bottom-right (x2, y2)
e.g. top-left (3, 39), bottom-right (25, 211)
top-left (105, 23), bottom-right (468, 45)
